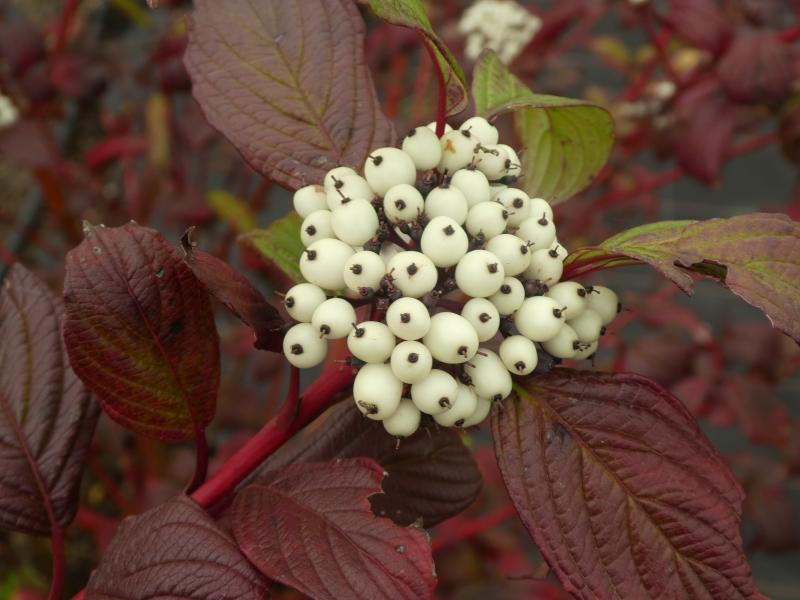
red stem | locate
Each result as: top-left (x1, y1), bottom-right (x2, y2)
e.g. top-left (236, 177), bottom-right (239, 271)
top-left (779, 25), bottom-right (800, 44)
top-left (421, 40), bottom-right (447, 137)
top-left (48, 526), bottom-right (65, 600)
top-left (191, 365), bottom-right (355, 509)
top-left (432, 504), bottom-right (518, 553)
top-left (276, 366), bottom-right (301, 431)
top-left (54, 0), bottom-right (81, 56)
top-left (185, 427), bottom-right (209, 494)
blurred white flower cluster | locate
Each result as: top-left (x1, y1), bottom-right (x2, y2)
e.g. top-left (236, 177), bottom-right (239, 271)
top-left (459, 0), bottom-right (542, 64)
top-left (0, 92), bottom-right (18, 129)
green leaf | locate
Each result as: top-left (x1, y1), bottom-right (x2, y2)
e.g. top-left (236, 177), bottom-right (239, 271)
top-left (472, 50), bottom-right (615, 204)
top-left (240, 212), bottom-right (305, 285)
top-left (207, 189), bottom-right (257, 233)
top-left (367, 0), bottom-right (468, 116)
top-left (564, 212), bottom-right (800, 342)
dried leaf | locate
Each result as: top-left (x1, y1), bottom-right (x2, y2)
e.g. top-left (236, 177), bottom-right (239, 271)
top-left (492, 369), bottom-right (763, 600)
top-left (0, 264), bottom-right (99, 535)
top-left (63, 222), bottom-right (219, 441)
top-left (184, 0), bottom-right (395, 191)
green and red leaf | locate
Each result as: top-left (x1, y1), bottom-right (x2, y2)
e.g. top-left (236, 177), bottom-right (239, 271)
top-left (239, 212), bottom-right (305, 285)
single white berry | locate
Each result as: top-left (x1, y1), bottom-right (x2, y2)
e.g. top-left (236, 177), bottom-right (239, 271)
top-left (585, 285), bottom-right (620, 326)
top-left (323, 166), bottom-right (357, 193)
top-left (572, 339), bottom-right (599, 361)
top-left (475, 144), bottom-right (509, 180)
top-left (402, 126), bottom-right (443, 170)
top-left (354, 363), bottom-right (403, 420)
top-left (299, 238), bottom-right (355, 291)
top-left (364, 148), bottom-right (416, 196)
top-left (450, 168), bottom-right (491, 207)
top-left (542, 323), bottom-right (579, 359)
top-left (546, 281), bottom-right (588, 319)
top-left (424, 185), bottom-right (469, 224)
top-left (488, 277), bottom-right (525, 315)
top-left (293, 184), bottom-right (328, 218)
top-left (499, 335), bottom-right (538, 375)
top-left (460, 116), bottom-right (499, 146)
top-left (524, 247), bottom-right (564, 284)
top-left (390, 340), bottom-right (433, 383)
top-left (387, 251), bottom-right (438, 298)
top-left (438, 129), bottom-right (479, 174)
top-left (385, 297), bottom-right (431, 340)
top-left (433, 384), bottom-right (479, 427)
top-left (465, 201), bottom-right (508, 240)
top-left (347, 321), bottom-right (396, 363)
top-left (495, 188), bottom-right (530, 227)
top-left (300, 209), bottom-right (334, 246)
top-left (383, 184), bottom-right (424, 223)
top-left (343, 251), bottom-right (385, 293)
top-left (331, 198), bottom-right (379, 246)
top-left (516, 214), bottom-right (557, 250)
top-left (464, 348), bottom-right (512, 402)
top-left (514, 296), bottom-right (566, 342)
top-left (423, 312), bottom-right (479, 364)
top-left (311, 297), bottom-right (357, 339)
top-left (550, 241), bottom-right (568, 260)
top-left (485, 233), bottom-right (531, 276)
top-left (326, 174), bottom-right (374, 210)
top-left (568, 308), bottom-right (603, 344)
top-left (498, 144), bottom-right (522, 178)
top-left (426, 120), bottom-right (453, 134)
top-left (455, 250), bottom-right (506, 298)
top-left (283, 283), bottom-right (327, 322)
top-left (460, 395), bottom-right (492, 427)
top-left (529, 197), bottom-right (554, 223)
top-left (283, 323), bottom-right (328, 369)
top-left (420, 215), bottom-right (469, 267)
top-left (410, 368), bottom-right (459, 415)
top-left (461, 297), bottom-right (500, 342)
top-left (382, 398), bottom-right (422, 437)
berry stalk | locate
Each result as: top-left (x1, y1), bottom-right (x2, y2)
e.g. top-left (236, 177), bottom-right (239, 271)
top-left (421, 39), bottom-right (448, 138)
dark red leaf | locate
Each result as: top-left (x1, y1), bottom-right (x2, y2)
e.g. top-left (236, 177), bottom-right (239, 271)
top-left (181, 228), bottom-right (285, 352)
top-left (492, 369), bottom-right (763, 600)
top-left (666, 0), bottom-right (733, 54)
top-left (673, 79), bottom-right (742, 183)
top-left (85, 495), bottom-right (269, 600)
top-left (0, 264), bottom-right (99, 535)
top-left (718, 31), bottom-right (793, 104)
top-left (262, 401), bottom-right (481, 527)
top-left (184, 0), bottom-right (396, 191)
top-left (63, 222), bottom-right (220, 441)
top-left (232, 458), bottom-right (436, 600)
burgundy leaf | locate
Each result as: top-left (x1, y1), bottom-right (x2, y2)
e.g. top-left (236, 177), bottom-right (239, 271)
top-left (492, 369), bottom-right (763, 600)
top-left (232, 458), bottom-right (436, 600)
top-left (666, 0), bottom-right (733, 54)
top-left (718, 30), bottom-right (793, 104)
top-left (181, 228), bottom-right (285, 352)
top-left (673, 79), bottom-right (742, 184)
top-left (262, 401), bottom-right (481, 527)
top-left (85, 495), bottom-right (269, 600)
top-left (184, 0), bottom-right (396, 191)
top-left (0, 264), bottom-right (99, 535)
top-left (63, 222), bottom-right (219, 441)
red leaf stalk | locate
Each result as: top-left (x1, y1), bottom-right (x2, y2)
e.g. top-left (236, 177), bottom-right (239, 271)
top-left (432, 503), bottom-right (518, 553)
top-left (185, 427), bottom-right (209, 494)
top-left (48, 526), bottom-right (65, 600)
top-left (422, 39), bottom-right (447, 137)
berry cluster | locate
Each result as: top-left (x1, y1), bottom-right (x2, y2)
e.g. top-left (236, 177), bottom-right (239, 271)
top-left (281, 118), bottom-right (620, 438)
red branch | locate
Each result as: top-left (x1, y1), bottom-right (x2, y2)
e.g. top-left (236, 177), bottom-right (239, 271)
top-left (432, 504), bottom-right (518, 553)
top-left (185, 428), bottom-right (209, 495)
top-left (48, 526), bottom-right (65, 600)
top-left (421, 39), bottom-right (447, 137)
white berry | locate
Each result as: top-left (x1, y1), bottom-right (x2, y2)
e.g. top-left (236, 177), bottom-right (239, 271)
top-left (331, 198), bottom-right (379, 246)
top-left (475, 144), bottom-right (509, 180)
top-left (354, 364), bottom-right (402, 420)
top-left (424, 185), bottom-right (469, 224)
top-left (326, 174), bottom-right (374, 210)
top-left (573, 340), bottom-right (599, 361)
top-left (410, 368), bottom-right (459, 415)
top-left (385, 297), bottom-right (431, 340)
top-left (283, 323), bottom-right (328, 369)
top-left (529, 197), bottom-right (554, 223)
top-left (514, 296), bottom-right (566, 342)
top-left (495, 188), bottom-right (530, 227)
top-left (423, 312), bottom-right (479, 364)
top-left (488, 277), bottom-right (525, 315)
top-left (387, 251), bottom-right (438, 298)
top-left (390, 340), bottom-right (433, 383)
top-left (383, 184), bottom-right (424, 223)
top-left (455, 250), bottom-right (505, 298)
top-left (498, 144), bottom-right (522, 178)
top-left (465, 201), bottom-right (508, 240)
top-left (516, 214), bottom-right (557, 250)
top-left (311, 297), bottom-right (356, 339)
top-left (460, 116), bottom-right (499, 146)
top-left (420, 215), bottom-right (468, 267)
top-left (364, 148), bottom-right (417, 196)
top-left (283, 283), bottom-right (326, 322)
top-left (568, 308), bottom-right (603, 344)
top-left (347, 321), bottom-right (396, 363)
top-left (438, 130), bottom-right (479, 174)
top-left (461, 297), bottom-right (500, 342)
top-left (485, 233), bottom-right (531, 276)
top-left (383, 398), bottom-right (421, 437)
top-left (323, 166), bottom-right (357, 193)
top-left (585, 285), bottom-right (620, 326)
top-left (402, 126), bottom-right (442, 170)
top-left (450, 168), bottom-right (491, 207)
top-left (546, 281), bottom-right (588, 319)
top-left (343, 251), bottom-right (385, 293)
top-left (293, 184), bottom-right (327, 218)
top-left (460, 395), bottom-right (492, 427)
top-left (433, 384), bottom-right (479, 427)
top-left (524, 247), bottom-right (564, 284)
top-left (542, 323), bottom-right (579, 359)
top-left (464, 348), bottom-right (512, 402)
top-left (300, 210), bottom-right (334, 246)
top-left (299, 238), bottom-right (355, 291)
top-left (499, 335), bottom-right (538, 375)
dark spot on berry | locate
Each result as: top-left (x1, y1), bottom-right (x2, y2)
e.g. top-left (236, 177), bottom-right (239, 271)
top-left (354, 326), bottom-right (365, 338)
top-left (407, 128), bottom-right (417, 137)
top-left (306, 249), bottom-right (317, 260)
top-left (455, 418), bottom-right (465, 427)
top-left (573, 340), bottom-right (581, 350)
top-left (407, 263), bottom-right (419, 276)
top-left (497, 175), bottom-right (518, 185)
top-left (400, 312), bottom-right (411, 323)
top-left (461, 129), bottom-right (472, 138)
top-left (319, 324), bottom-right (331, 336)
top-left (617, 302), bottom-right (623, 314)
top-left (408, 352), bottom-right (419, 363)
top-left (333, 177), bottom-right (344, 189)
top-left (478, 312), bottom-right (491, 323)
top-left (443, 224), bottom-right (455, 236)
top-left (548, 249), bottom-right (559, 258)
top-left (577, 287), bottom-right (587, 298)
top-left (395, 199), bottom-right (406, 210)
top-left (538, 215), bottom-right (549, 226)
top-left (500, 284), bottom-right (512, 294)
top-left (459, 372), bottom-right (473, 386)
top-left (357, 400), bottom-right (378, 415)
top-left (553, 308), bottom-right (564, 319)
top-left (600, 326), bottom-right (607, 336)
top-left (487, 262), bottom-right (499, 274)
top-left (514, 361), bottom-right (526, 372)
top-left (501, 210), bottom-right (509, 220)
top-left (520, 244), bottom-right (529, 255)
top-left (305, 225), bottom-right (317, 236)
top-left (350, 263), bottom-right (363, 275)
top-left (439, 397), bottom-right (451, 408)
top-left (492, 393), bottom-right (503, 402)
top-left (290, 343), bottom-right (303, 355)
top-left (285, 296), bottom-right (295, 308)
top-left (458, 345), bottom-right (469, 356)
top-left (371, 154), bottom-right (384, 166)
top-left (505, 159), bottom-right (513, 169)
top-left (341, 196), bottom-right (352, 205)
top-left (513, 198), bottom-right (524, 209)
